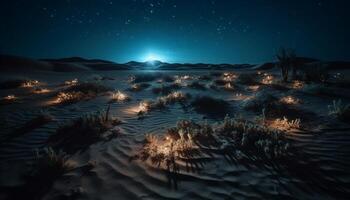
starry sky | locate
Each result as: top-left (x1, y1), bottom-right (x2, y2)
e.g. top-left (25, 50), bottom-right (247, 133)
top-left (1, 0), bottom-right (349, 64)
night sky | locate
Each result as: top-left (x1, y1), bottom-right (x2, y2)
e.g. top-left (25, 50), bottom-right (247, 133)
top-left (1, 0), bottom-right (349, 64)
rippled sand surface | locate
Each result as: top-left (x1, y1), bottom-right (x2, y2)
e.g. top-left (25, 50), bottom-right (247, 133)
top-left (0, 70), bottom-right (349, 200)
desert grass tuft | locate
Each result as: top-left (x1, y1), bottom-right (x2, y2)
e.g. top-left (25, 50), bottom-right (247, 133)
top-left (128, 83), bottom-right (151, 92)
top-left (328, 99), bottom-right (350, 122)
top-left (49, 105), bottom-right (120, 153)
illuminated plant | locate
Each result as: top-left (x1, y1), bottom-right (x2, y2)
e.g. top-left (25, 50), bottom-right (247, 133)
top-left (54, 91), bottom-right (85, 104)
top-left (0, 95), bottom-right (17, 105)
top-left (269, 117), bottom-right (301, 131)
top-left (22, 80), bottom-right (40, 88)
top-left (290, 80), bottom-right (304, 89)
top-left (111, 90), bottom-right (131, 102)
top-left (224, 82), bottom-right (234, 91)
top-left (134, 117), bottom-right (294, 171)
top-left (279, 96), bottom-right (300, 105)
top-left (261, 74), bottom-right (274, 84)
top-left (64, 78), bottom-right (78, 85)
top-left (54, 82), bottom-right (111, 104)
top-left (216, 115), bottom-right (291, 158)
top-left (128, 83), bottom-right (151, 92)
top-left (33, 88), bottom-right (51, 94)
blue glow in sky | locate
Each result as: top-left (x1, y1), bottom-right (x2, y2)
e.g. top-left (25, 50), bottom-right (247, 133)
top-left (1, 0), bottom-right (349, 64)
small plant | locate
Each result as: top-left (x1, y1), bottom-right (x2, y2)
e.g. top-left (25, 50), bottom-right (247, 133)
top-left (128, 83), bottom-right (151, 92)
top-left (328, 99), bottom-right (350, 122)
top-left (33, 88), bottom-right (51, 94)
top-left (54, 91), bottom-right (85, 104)
top-left (279, 95), bottom-right (300, 105)
top-left (216, 116), bottom-right (291, 158)
top-left (191, 96), bottom-right (231, 118)
top-left (0, 94), bottom-right (17, 105)
top-left (22, 80), bottom-right (40, 88)
top-left (110, 90), bottom-right (131, 102)
top-left (64, 78), bottom-right (78, 85)
top-left (261, 74), bottom-right (274, 85)
top-left (137, 92), bottom-right (190, 116)
top-left (33, 147), bottom-right (74, 179)
top-left (269, 117), bottom-right (301, 131)
top-left (54, 82), bottom-right (111, 104)
top-left (49, 105), bottom-right (120, 153)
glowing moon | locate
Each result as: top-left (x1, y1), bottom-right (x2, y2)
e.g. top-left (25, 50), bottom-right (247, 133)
top-left (143, 53), bottom-right (165, 62)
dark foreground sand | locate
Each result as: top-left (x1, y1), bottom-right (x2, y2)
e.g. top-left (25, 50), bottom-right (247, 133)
top-left (0, 67), bottom-right (349, 200)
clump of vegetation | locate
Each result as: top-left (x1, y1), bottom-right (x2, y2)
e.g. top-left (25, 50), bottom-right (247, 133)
top-left (152, 84), bottom-right (181, 95)
top-left (54, 82), bottom-right (111, 105)
top-left (49, 105), bottom-right (120, 153)
top-left (0, 95), bottom-right (17, 105)
top-left (54, 91), bottom-right (85, 104)
top-left (127, 83), bottom-right (151, 92)
top-left (268, 117), bottom-right (301, 131)
top-left (133, 116), bottom-right (293, 172)
top-left (137, 92), bottom-right (191, 116)
top-left (243, 90), bottom-right (303, 119)
top-left (64, 78), bottom-right (78, 86)
top-left (64, 82), bottom-right (111, 94)
top-left (188, 81), bottom-right (207, 90)
top-left (164, 91), bottom-right (190, 104)
top-left (191, 96), bottom-right (231, 118)
top-left (237, 73), bottom-right (259, 85)
top-left (328, 99), bottom-right (350, 122)
top-left (216, 115), bottom-right (291, 158)
top-left (32, 147), bottom-right (74, 180)
top-left (33, 87), bottom-right (51, 94)
top-left (279, 95), bottom-right (301, 105)
top-left (276, 47), bottom-right (297, 82)
top-left (243, 90), bottom-right (279, 113)
top-left (21, 80), bottom-right (40, 88)
top-left (13, 147), bottom-right (75, 200)
top-left (110, 90), bottom-right (131, 102)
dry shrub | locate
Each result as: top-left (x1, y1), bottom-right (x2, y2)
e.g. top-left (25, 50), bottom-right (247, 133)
top-left (191, 96), bottom-right (231, 118)
top-left (237, 73), bottom-right (259, 85)
top-left (328, 99), bottom-right (350, 122)
top-left (128, 83), bottom-right (151, 92)
top-left (49, 105), bottom-right (120, 153)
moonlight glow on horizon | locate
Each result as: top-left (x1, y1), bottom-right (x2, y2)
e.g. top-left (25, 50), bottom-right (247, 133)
top-left (142, 52), bottom-right (166, 62)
